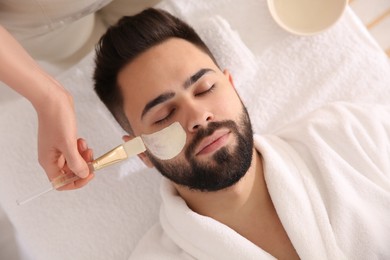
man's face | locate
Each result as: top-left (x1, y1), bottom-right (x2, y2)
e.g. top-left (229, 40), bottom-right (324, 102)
top-left (118, 38), bottom-right (253, 191)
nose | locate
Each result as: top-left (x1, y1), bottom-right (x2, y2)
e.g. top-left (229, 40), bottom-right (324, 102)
top-left (185, 102), bottom-right (214, 132)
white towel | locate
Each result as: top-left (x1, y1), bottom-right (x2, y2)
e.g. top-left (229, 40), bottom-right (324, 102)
top-left (158, 0), bottom-right (390, 135)
top-left (192, 16), bottom-right (258, 91)
top-left (242, 8), bottom-right (390, 134)
top-left (1, 0), bottom-right (390, 258)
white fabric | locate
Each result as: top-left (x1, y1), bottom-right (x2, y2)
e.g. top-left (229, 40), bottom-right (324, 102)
top-left (157, 0), bottom-right (390, 135)
top-left (0, 0), bottom-right (112, 61)
top-left (131, 102), bottom-right (390, 259)
top-left (263, 103), bottom-right (390, 260)
top-left (0, 0), bottom-right (163, 62)
top-left (1, 0), bottom-right (390, 259)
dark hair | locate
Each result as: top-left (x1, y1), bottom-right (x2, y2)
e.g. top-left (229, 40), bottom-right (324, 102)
top-left (93, 8), bottom-right (218, 134)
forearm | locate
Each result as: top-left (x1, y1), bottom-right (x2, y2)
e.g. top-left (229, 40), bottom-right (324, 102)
top-left (0, 25), bottom-right (68, 110)
top-left (0, 26), bottom-right (91, 180)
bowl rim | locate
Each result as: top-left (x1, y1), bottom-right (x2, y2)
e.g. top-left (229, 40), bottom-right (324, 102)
top-left (267, 0), bottom-right (348, 36)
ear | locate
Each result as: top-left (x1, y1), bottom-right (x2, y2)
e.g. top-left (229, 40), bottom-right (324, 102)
top-left (122, 135), bottom-right (154, 168)
top-left (223, 69), bottom-right (235, 88)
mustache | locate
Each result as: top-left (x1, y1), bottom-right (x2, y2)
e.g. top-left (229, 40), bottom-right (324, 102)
top-left (185, 120), bottom-right (237, 159)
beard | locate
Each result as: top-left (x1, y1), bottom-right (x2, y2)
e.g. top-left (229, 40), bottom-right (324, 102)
top-left (146, 105), bottom-right (254, 192)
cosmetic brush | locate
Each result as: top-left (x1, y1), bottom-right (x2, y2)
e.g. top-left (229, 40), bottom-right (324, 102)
top-left (16, 137), bottom-right (146, 205)
top-left (16, 122), bottom-right (186, 205)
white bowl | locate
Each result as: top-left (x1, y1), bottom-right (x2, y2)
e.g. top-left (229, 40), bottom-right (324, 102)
top-left (267, 0), bottom-right (348, 36)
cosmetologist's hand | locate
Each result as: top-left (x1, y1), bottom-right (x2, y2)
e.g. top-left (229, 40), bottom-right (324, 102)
top-left (56, 138), bottom-right (95, 191)
top-left (0, 25), bottom-right (93, 188)
top-left (35, 90), bottom-right (94, 189)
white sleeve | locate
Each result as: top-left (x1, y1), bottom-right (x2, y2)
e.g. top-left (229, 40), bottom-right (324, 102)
top-left (276, 102), bottom-right (390, 183)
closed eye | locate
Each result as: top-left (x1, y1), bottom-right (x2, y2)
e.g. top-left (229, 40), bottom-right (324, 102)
top-left (195, 84), bottom-right (216, 97)
top-left (154, 108), bottom-right (176, 125)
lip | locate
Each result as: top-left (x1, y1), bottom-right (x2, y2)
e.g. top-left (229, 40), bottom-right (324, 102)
top-left (195, 129), bottom-right (230, 156)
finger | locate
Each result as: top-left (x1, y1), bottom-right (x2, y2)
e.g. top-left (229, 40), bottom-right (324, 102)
top-left (57, 149), bottom-right (94, 191)
top-left (57, 173), bottom-right (94, 190)
top-left (39, 152), bottom-right (65, 182)
top-left (80, 146), bottom-right (94, 163)
top-left (63, 139), bottom-right (89, 178)
top-left (56, 154), bottom-right (66, 169)
top-left (72, 173), bottom-right (95, 189)
top-left (77, 138), bottom-right (88, 153)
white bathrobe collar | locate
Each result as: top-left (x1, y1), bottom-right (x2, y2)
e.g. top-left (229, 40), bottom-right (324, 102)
top-left (159, 134), bottom-right (346, 259)
top-left (255, 135), bottom-right (346, 260)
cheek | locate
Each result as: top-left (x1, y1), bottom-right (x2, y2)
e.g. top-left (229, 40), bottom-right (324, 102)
top-left (214, 91), bottom-right (242, 117)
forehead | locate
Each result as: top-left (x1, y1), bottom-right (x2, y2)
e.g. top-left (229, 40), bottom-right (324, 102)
top-left (117, 38), bottom-right (219, 123)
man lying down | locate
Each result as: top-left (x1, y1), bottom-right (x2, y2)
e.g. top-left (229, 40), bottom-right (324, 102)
top-left (93, 8), bottom-right (390, 260)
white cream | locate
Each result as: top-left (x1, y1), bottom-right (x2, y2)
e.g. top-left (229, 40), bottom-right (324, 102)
top-left (141, 122), bottom-right (186, 160)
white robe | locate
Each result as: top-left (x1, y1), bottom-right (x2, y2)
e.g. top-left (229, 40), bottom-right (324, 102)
top-left (130, 102), bottom-right (390, 259)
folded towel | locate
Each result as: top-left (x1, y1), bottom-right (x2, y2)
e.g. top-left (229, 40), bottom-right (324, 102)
top-left (158, 0), bottom-right (390, 135)
top-left (192, 16), bottom-right (258, 95)
top-left (242, 8), bottom-right (390, 134)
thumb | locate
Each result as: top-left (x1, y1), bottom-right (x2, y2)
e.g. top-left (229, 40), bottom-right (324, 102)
top-left (63, 142), bottom-right (89, 178)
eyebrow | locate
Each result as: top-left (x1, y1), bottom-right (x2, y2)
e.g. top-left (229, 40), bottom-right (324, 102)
top-left (183, 68), bottom-right (215, 89)
top-left (141, 68), bottom-right (215, 119)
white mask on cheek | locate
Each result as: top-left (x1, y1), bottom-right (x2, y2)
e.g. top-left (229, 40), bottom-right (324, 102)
top-left (141, 122), bottom-right (186, 160)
